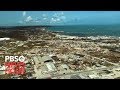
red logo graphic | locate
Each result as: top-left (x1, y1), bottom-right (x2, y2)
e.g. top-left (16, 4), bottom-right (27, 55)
top-left (5, 62), bottom-right (25, 75)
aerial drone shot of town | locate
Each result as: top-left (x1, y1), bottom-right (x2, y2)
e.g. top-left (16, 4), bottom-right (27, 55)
top-left (0, 11), bottom-right (120, 79)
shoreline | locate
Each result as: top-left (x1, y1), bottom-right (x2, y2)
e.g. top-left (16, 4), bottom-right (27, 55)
top-left (0, 25), bottom-right (120, 39)
top-left (0, 26), bottom-right (120, 79)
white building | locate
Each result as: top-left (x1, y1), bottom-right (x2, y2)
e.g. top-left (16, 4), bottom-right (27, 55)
top-left (0, 38), bottom-right (10, 41)
top-left (45, 62), bottom-right (57, 72)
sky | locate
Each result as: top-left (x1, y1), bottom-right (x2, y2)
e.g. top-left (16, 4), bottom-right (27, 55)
top-left (0, 11), bottom-right (120, 26)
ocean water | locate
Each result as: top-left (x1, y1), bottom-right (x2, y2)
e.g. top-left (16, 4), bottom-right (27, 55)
top-left (47, 25), bottom-right (120, 37)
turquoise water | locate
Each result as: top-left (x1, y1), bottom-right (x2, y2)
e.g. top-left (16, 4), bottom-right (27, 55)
top-left (47, 25), bottom-right (120, 37)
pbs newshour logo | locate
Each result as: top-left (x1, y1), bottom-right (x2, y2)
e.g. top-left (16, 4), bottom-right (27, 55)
top-left (5, 55), bottom-right (25, 62)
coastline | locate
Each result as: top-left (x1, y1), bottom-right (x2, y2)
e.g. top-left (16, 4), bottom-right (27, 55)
top-left (0, 26), bottom-right (120, 79)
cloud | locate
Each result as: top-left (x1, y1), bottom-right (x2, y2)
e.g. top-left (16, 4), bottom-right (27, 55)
top-left (35, 21), bottom-right (41, 23)
top-left (20, 12), bottom-right (66, 25)
top-left (23, 11), bottom-right (26, 17)
top-left (50, 17), bottom-right (61, 24)
top-left (57, 18), bottom-right (60, 21)
top-left (42, 14), bottom-right (46, 17)
top-left (43, 18), bottom-right (47, 20)
top-left (50, 18), bottom-right (56, 23)
top-left (53, 13), bottom-right (58, 18)
top-left (18, 21), bottom-right (23, 24)
top-left (50, 12), bottom-right (66, 24)
top-left (60, 16), bottom-right (66, 20)
top-left (25, 16), bottom-right (33, 22)
top-left (25, 16), bottom-right (42, 23)
top-left (53, 12), bottom-right (64, 18)
top-left (51, 18), bottom-right (56, 22)
top-left (61, 12), bottom-right (64, 15)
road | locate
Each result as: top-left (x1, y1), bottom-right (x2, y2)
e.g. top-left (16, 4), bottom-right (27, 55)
top-left (51, 65), bottom-right (120, 78)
